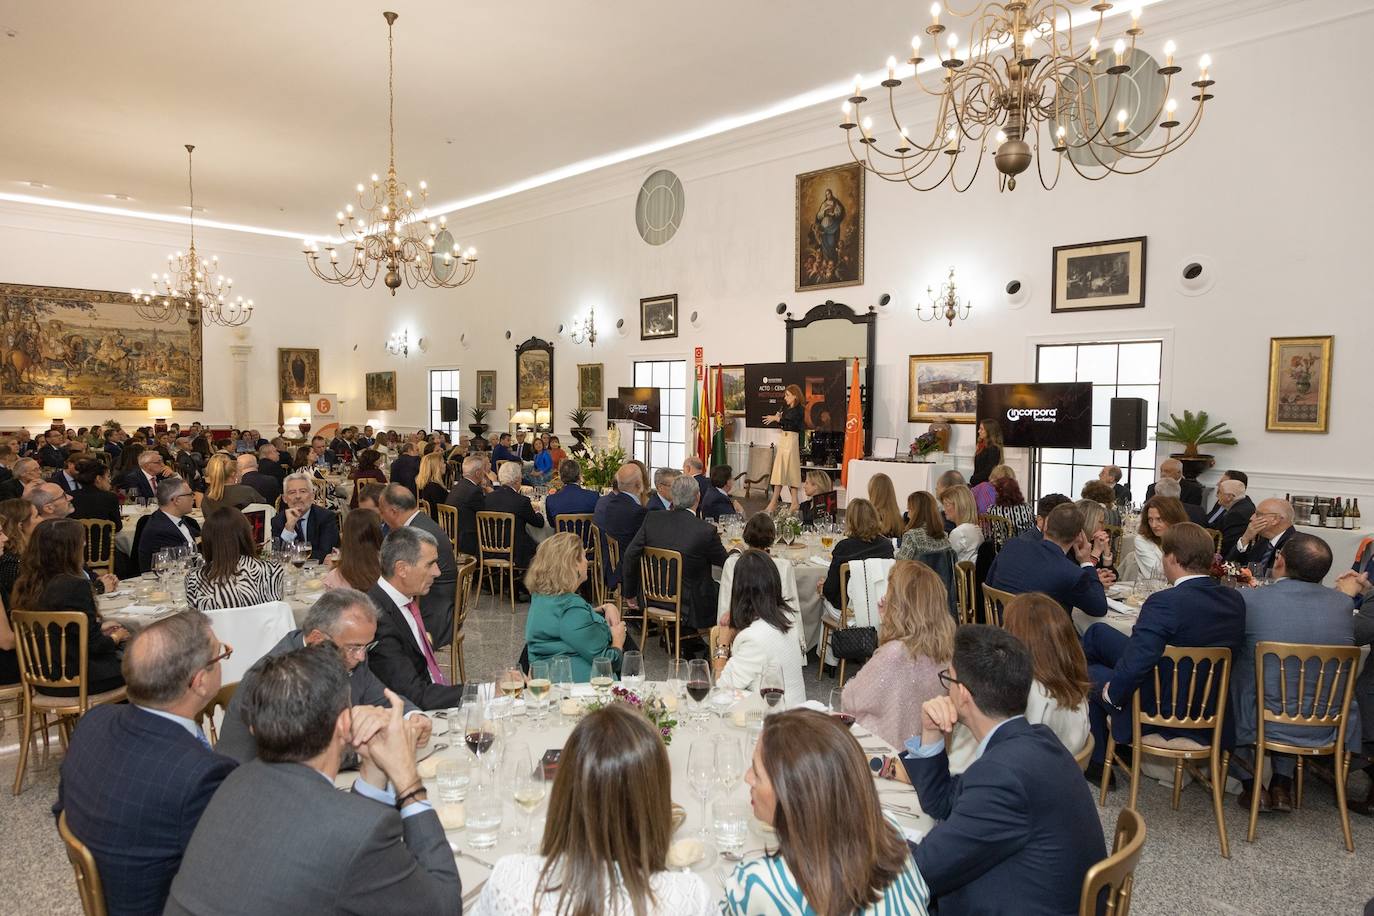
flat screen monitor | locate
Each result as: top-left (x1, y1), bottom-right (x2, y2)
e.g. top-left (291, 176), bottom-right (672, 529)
top-left (743, 360), bottom-right (847, 431)
top-left (976, 382), bottom-right (1093, 449)
top-left (613, 387), bottom-right (661, 432)
top-left (439, 396), bottom-right (458, 423)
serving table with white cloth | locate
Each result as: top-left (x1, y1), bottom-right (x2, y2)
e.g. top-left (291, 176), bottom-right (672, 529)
top-left (842, 459), bottom-right (953, 508)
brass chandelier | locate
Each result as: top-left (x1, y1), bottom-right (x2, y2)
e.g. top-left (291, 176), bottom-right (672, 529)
top-left (839, 1), bottom-right (1216, 192)
top-left (304, 11), bottom-right (476, 295)
top-left (131, 145), bottom-right (255, 327)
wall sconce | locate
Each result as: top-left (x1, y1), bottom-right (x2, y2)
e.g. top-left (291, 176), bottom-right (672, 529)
top-left (567, 307), bottom-right (597, 347)
top-left (43, 397), bottom-right (71, 429)
top-left (918, 267), bottom-right (972, 326)
top-left (385, 329), bottom-right (410, 357)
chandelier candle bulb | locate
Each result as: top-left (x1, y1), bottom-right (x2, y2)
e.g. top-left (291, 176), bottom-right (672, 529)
top-left (886, 56), bottom-right (897, 80)
top-left (930, 2), bottom-right (941, 27)
top-left (1089, 36), bottom-right (1099, 62)
top-left (1164, 40), bottom-right (1176, 66)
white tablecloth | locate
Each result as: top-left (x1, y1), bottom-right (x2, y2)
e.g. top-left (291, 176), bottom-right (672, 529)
top-left (1294, 524), bottom-right (1367, 586)
top-left (842, 460), bottom-right (953, 508)
top-left (101, 596), bottom-right (295, 684)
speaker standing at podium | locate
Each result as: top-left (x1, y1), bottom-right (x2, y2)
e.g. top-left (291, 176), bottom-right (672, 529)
top-left (763, 385), bottom-right (804, 513)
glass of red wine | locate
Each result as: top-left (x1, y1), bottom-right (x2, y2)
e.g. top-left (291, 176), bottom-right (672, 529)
top-left (464, 704), bottom-right (498, 761)
top-left (759, 662), bottom-right (785, 711)
top-left (685, 659), bottom-right (712, 732)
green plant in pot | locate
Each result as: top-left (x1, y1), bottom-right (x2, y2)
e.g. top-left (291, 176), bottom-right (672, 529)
top-left (467, 405), bottom-right (490, 445)
top-left (567, 407), bottom-right (595, 452)
top-left (1156, 410), bottom-right (1237, 479)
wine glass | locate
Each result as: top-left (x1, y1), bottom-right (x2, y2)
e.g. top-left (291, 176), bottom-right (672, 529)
top-left (504, 743), bottom-right (532, 837)
top-left (500, 666), bottom-right (526, 701)
top-left (463, 704), bottom-right (499, 766)
top-left (829, 687), bottom-right (855, 728)
top-left (549, 656), bottom-right (574, 703)
top-left (759, 662), bottom-right (785, 711)
top-left (526, 660), bottom-right (551, 723)
top-left (685, 659), bottom-right (712, 732)
top-left (465, 772), bottom-right (504, 850)
top-left (687, 740), bottom-right (718, 840)
top-left (716, 737), bottom-right (744, 797)
top-left (509, 747), bottom-right (546, 849)
top-left (620, 650), bottom-right (644, 691)
top-left (591, 656), bottom-right (615, 699)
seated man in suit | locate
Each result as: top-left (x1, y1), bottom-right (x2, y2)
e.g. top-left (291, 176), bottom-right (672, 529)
top-left (445, 454), bottom-right (489, 557)
top-left (271, 471), bottom-right (340, 562)
top-left (122, 448), bottom-right (174, 499)
top-left (378, 483), bottom-right (458, 645)
top-left (389, 440), bottom-right (421, 493)
top-left (56, 612), bottom-right (238, 916)
top-left (1207, 478), bottom-right (1255, 556)
top-left (1144, 457), bottom-right (1203, 506)
top-left (36, 427), bottom-right (68, 469)
top-left (489, 432), bottom-right (519, 467)
top-left (593, 464), bottom-right (648, 591)
top-left (1154, 476), bottom-right (1208, 526)
top-left (1014, 492), bottom-right (1071, 543)
top-left (368, 526), bottom-right (467, 710)
top-left (165, 645), bottom-right (460, 915)
top-left (54, 449), bottom-right (83, 495)
top-left (698, 464), bottom-right (744, 520)
top-left (1230, 534), bottom-right (1362, 812)
top-left (512, 430), bottom-right (536, 462)
top-left (986, 504), bottom-right (1109, 617)
top-left (257, 442), bottom-right (290, 481)
top-left (307, 435), bottom-right (338, 468)
top-left (902, 625), bottom-right (1106, 914)
top-left (137, 477), bottom-right (201, 574)
top-left (1226, 496), bottom-right (1295, 575)
top-left (1083, 523), bottom-right (1247, 779)
top-left (682, 455), bottom-right (710, 499)
top-left (544, 458), bottom-right (599, 523)
top-left (27, 480), bottom-right (74, 523)
top-left (1099, 464), bottom-right (1131, 506)
top-left (484, 460), bottom-right (546, 601)
top-left (622, 474), bottom-right (728, 635)
top-left (0, 456), bottom-right (40, 501)
top-left (236, 452), bottom-right (282, 507)
top-left (647, 467), bottom-right (679, 512)
top-left (217, 588), bottom-right (430, 763)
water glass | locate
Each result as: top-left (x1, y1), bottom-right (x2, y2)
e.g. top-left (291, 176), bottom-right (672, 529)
top-left (591, 656), bottom-right (615, 699)
top-left (712, 801), bottom-right (751, 854)
top-left (620, 650), bottom-right (644, 690)
top-left (435, 757), bottom-right (471, 803)
top-left (466, 781), bottom-right (504, 850)
top-left (549, 656), bottom-right (574, 702)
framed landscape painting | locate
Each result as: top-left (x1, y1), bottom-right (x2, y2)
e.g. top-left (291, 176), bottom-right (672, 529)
top-left (0, 282), bottom-right (203, 409)
top-left (364, 370), bottom-right (397, 411)
top-left (1051, 237), bottom-right (1146, 312)
top-left (1266, 335), bottom-right (1333, 432)
top-left (796, 162), bottom-right (864, 292)
top-left (475, 370), bottom-right (496, 410)
top-left (278, 347), bottom-right (320, 403)
top-left (577, 363), bottom-right (604, 411)
top-left (720, 365), bottom-right (746, 416)
top-left (908, 353), bottom-right (992, 424)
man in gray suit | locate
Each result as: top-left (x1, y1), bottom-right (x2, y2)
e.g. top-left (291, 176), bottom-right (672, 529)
top-left (165, 644), bottom-right (460, 915)
top-left (215, 588), bottom-right (431, 763)
top-left (1230, 533), bottom-right (1362, 813)
top-left (379, 483), bottom-right (458, 646)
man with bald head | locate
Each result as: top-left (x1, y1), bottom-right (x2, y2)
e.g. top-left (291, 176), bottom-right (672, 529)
top-left (1206, 478), bottom-right (1255, 556)
top-left (483, 462), bottom-right (546, 602)
top-left (593, 463), bottom-right (649, 591)
top-left (1227, 497), bottom-right (1296, 575)
top-left (1144, 457), bottom-right (1203, 506)
top-left (55, 611), bottom-right (237, 916)
top-left (27, 480), bottom-right (73, 521)
top-left (236, 452), bottom-right (281, 506)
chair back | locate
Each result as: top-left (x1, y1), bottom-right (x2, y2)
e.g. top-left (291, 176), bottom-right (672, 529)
top-left (417, 498), bottom-right (432, 519)
top-left (981, 584), bottom-right (1015, 627)
top-left (1133, 645), bottom-right (1232, 746)
top-left (12, 610), bottom-right (90, 706)
top-left (197, 681), bottom-right (239, 746)
top-left (1074, 732), bottom-right (1096, 772)
top-left (1203, 527), bottom-right (1223, 554)
top-left (79, 519), bottom-right (117, 576)
top-left (589, 523), bottom-right (609, 605)
top-left (475, 511), bottom-right (515, 561)
top-left (1104, 524), bottom-right (1125, 562)
top-left (241, 504), bottom-right (272, 549)
top-left (639, 547), bottom-right (683, 615)
top-left (978, 513), bottom-right (1015, 549)
top-left (1078, 808), bottom-right (1146, 916)
top-left (1254, 641), bottom-right (1359, 745)
top-left (58, 811), bottom-right (108, 916)
top-left (954, 559), bottom-right (977, 625)
top-left (837, 562), bottom-right (851, 626)
top-left (554, 513), bottom-right (596, 554)
top-left (435, 503), bottom-right (460, 548)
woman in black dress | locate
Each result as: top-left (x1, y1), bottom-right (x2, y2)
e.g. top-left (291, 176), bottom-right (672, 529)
top-left (820, 498), bottom-right (895, 609)
top-left (969, 419), bottom-right (1003, 486)
top-left (69, 459), bottom-right (123, 531)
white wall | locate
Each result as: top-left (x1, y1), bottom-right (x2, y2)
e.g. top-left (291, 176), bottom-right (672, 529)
top-left (1, 0), bottom-right (1370, 503)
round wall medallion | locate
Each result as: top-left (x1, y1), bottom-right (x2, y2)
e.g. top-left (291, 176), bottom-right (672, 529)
top-left (635, 169), bottom-right (684, 246)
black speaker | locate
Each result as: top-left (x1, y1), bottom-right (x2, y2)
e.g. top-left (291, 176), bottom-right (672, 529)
top-left (439, 396), bottom-right (458, 423)
top-left (1109, 398), bottom-right (1148, 451)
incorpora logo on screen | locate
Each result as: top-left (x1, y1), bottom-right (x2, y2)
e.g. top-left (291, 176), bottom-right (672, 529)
top-left (1006, 407), bottom-right (1058, 422)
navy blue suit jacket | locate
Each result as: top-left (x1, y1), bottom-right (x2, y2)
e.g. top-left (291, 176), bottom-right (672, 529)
top-left (269, 505), bottom-right (340, 562)
top-left (137, 511), bottom-right (201, 574)
top-left (54, 705), bottom-right (237, 916)
top-left (904, 717), bottom-right (1105, 915)
top-left (490, 444), bottom-right (520, 467)
top-left (544, 483), bottom-right (599, 524)
top-left (389, 454), bottom-right (420, 493)
top-left (698, 487), bottom-right (735, 520)
top-left (986, 535), bottom-right (1108, 617)
top-left (121, 469), bottom-right (161, 499)
top-left (593, 491), bottom-right (647, 588)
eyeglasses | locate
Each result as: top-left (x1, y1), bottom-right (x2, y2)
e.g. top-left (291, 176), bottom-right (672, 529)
top-left (341, 640), bottom-right (379, 658)
top-left (192, 643), bottom-right (233, 685)
top-left (937, 668), bottom-right (963, 691)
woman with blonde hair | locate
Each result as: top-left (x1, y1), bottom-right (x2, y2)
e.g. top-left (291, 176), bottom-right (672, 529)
top-left (200, 453), bottom-right (265, 515)
top-left (820, 499), bottom-right (894, 610)
top-left (896, 491), bottom-right (950, 559)
top-left (1075, 498), bottom-right (1116, 574)
top-left (763, 384), bottom-right (805, 513)
top-left (798, 469), bottom-right (837, 525)
top-left (939, 484), bottom-right (984, 563)
top-left (840, 561), bottom-right (955, 748)
top-left (0, 498), bottom-right (39, 608)
top-left (415, 451), bottom-right (448, 516)
top-left (866, 473), bottom-right (905, 541)
top-left (474, 704), bottom-right (714, 915)
top-left (524, 532), bottom-right (628, 681)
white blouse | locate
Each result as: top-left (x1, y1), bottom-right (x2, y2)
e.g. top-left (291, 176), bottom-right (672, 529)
top-left (947, 523), bottom-right (983, 564)
top-left (717, 553), bottom-right (803, 650)
top-left (946, 680), bottom-right (1090, 773)
top-left (717, 618), bottom-right (808, 709)
top-left (470, 854), bottom-right (715, 916)
top-left (1133, 537), bottom-right (1165, 582)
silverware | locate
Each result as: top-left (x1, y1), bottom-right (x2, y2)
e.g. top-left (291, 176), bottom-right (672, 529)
top-left (720, 847), bottom-right (763, 863)
top-left (414, 743), bottom-right (447, 765)
top-left (462, 878), bottom-right (488, 906)
top-left (456, 849), bottom-right (497, 870)
top-left (882, 804), bottom-right (919, 818)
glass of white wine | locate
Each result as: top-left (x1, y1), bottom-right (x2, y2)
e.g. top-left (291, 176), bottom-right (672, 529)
top-left (510, 752), bottom-right (547, 851)
top-left (500, 666), bottom-right (526, 701)
top-left (591, 656), bottom-right (615, 699)
top-left (526, 660), bottom-right (552, 724)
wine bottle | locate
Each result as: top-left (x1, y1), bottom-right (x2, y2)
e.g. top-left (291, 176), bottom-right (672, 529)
top-left (1344, 498), bottom-right (1355, 530)
top-left (1308, 497), bottom-right (1320, 527)
top-left (1330, 498), bottom-right (1342, 528)
top-left (1354, 499), bottom-right (1362, 529)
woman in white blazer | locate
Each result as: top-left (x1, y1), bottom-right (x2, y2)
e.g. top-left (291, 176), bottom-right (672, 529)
top-left (712, 549), bottom-right (807, 708)
top-left (716, 513), bottom-right (803, 652)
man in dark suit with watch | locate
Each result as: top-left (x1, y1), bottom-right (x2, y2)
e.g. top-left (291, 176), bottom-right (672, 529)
top-left (270, 472), bottom-right (340, 562)
top-left (593, 464), bottom-right (648, 590)
top-left (1225, 497), bottom-right (1295, 576)
top-left (622, 475), bottom-right (728, 632)
top-left (36, 428), bottom-right (68, 470)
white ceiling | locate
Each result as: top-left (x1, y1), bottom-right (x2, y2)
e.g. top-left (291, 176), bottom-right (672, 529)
top-left (1, 0), bottom-right (1172, 237)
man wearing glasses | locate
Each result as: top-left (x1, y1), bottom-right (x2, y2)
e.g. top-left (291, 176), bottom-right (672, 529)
top-left (216, 587), bottom-right (431, 763)
top-left (55, 612), bottom-right (238, 916)
top-left (137, 477), bottom-right (201, 574)
top-left (123, 448), bottom-right (174, 499)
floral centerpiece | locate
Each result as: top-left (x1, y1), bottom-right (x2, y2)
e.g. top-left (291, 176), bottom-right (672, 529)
top-left (773, 508), bottom-right (803, 545)
top-left (583, 685), bottom-right (678, 744)
top-left (908, 430), bottom-right (942, 459)
top-left (576, 444), bottom-right (627, 492)
top-left (1210, 556), bottom-right (1256, 588)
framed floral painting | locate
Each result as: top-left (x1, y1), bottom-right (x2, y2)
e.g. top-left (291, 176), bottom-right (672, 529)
top-left (1266, 336), bottom-right (1333, 432)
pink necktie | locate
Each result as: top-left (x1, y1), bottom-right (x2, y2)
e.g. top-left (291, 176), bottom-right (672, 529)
top-left (405, 600), bottom-right (448, 685)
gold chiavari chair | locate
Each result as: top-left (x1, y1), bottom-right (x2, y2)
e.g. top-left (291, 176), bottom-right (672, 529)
top-left (1247, 642), bottom-right (1359, 851)
top-left (475, 511), bottom-right (517, 613)
top-left (58, 810), bottom-right (108, 916)
top-left (196, 681), bottom-right (240, 747)
top-left (0, 682), bottom-right (25, 744)
top-left (816, 564), bottom-right (853, 686)
top-left (639, 547), bottom-right (685, 660)
top-left (448, 556), bottom-right (479, 685)
top-left (1099, 645), bottom-right (1233, 858)
top-left (417, 498), bottom-right (432, 519)
top-left (1203, 527), bottom-right (1223, 555)
top-left (435, 503), bottom-right (460, 554)
top-left (954, 560), bottom-right (977, 625)
top-left (79, 519), bottom-right (116, 577)
top-left (1078, 808), bottom-right (1146, 916)
top-left (981, 584), bottom-right (1016, 628)
top-left (1074, 733), bottom-right (1096, 773)
top-left (11, 610), bottom-right (128, 795)
top-left (554, 512), bottom-right (596, 553)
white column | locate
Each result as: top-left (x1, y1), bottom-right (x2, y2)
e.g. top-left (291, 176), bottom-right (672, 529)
top-left (230, 344), bottom-right (252, 428)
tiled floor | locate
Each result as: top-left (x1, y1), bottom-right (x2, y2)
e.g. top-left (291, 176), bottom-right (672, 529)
top-left (4, 593), bottom-right (1372, 915)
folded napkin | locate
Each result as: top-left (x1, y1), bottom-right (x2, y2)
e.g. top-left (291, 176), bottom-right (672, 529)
top-left (797, 699), bottom-right (828, 713)
top-left (808, 556), bottom-right (831, 568)
top-left (118, 604), bottom-right (171, 617)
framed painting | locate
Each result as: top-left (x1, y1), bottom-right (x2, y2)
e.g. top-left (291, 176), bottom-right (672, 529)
top-left (515, 336), bottom-right (554, 416)
top-left (1266, 336), bottom-right (1333, 432)
top-left (0, 282), bottom-right (203, 409)
top-left (364, 370), bottom-right (397, 411)
top-left (1051, 236), bottom-right (1146, 312)
top-left (908, 352), bottom-right (992, 424)
top-left (795, 162), bottom-right (864, 292)
top-left (640, 294), bottom-right (678, 340)
top-left (475, 370), bottom-right (496, 410)
top-left (577, 363), bottom-right (604, 412)
top-left (278, 348), bottom-right (320, 403)
top-left (720, 365), bottom-right (746, 416)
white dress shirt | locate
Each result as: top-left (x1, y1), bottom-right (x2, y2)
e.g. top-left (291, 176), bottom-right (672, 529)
top-left (162, 510), bottom-right (197, 547)
top-left (375, 576), bottom-right (436, 682)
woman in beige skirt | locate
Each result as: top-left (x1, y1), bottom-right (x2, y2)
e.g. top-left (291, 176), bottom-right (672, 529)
top-left (764, 384), bottom-right (804, 513)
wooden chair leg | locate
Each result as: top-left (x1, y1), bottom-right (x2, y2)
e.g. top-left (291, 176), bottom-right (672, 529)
top-left (1127, 745), bottom-right (1142, 812)
top-left (1295, 757), bottom-right (1304, 809)
top-left (1171, 759), bottom-right (1185, 810)
top-left (1337, 751), bottom-right (1354, 853)
top-left (1248, 745), bottom-right (1265, 843)
top-left (457, 640), bottom-right (467, 686)
top-left (1211, 749), bottom-right (1231, 859)
top-left (12, 701), bottom-right (32, 796)
top-left (1099, 731), bottom-right (1116, 806)
top-left (816, 629), bottom-right (829, 683)
top-left (508, 568), bottom-right (516, 614)
top-left (673, 617), bottom-right (681, 662)
top-left (838, 659), bottom-right (848, 688)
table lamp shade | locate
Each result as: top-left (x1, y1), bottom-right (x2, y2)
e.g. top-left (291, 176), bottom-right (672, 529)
top-left (147, 398), bottom-right (173, 416)
top-left (43, 397), bottom-right (72, 417)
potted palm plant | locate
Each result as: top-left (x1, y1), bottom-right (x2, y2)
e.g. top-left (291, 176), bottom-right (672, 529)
top-left (467, 406), bottom-right (490, 446)
top-left (567, 406), bottom-right (595, 453)
top-left (1156, 410), bottom-right (1237, 480)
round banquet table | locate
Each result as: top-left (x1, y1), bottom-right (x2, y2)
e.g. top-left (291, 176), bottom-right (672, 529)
top-left (334, 683), bottom-right (930, 906)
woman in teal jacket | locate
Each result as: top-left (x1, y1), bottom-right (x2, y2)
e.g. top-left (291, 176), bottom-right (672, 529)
top-left (525, 532), bottom-right (627, 681)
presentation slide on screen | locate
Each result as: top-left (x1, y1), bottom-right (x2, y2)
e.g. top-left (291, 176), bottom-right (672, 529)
top-left (743, 360), bottom-right (847, 431)
top-left (975, 382), bottom-right (1093, 449)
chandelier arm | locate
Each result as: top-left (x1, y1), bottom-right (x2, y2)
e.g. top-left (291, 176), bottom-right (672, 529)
top-left (846, 130), bottom-right (940, 180)
top-left (885, 90), bottom-right (949, 154)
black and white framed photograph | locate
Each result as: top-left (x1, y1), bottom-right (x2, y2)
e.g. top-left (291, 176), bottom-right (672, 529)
top-left (639, 293), bottom-right (678, 340)
top-left (1051, 236), bottom-right (1146, 312)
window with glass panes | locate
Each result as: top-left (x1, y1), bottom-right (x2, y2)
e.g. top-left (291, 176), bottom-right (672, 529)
top-left (1034, 341), bottom-right (1163, 502)
top-left (631, 359), bottom-right (686, 474)
top-left (428, 369), bottom-right (460, 439)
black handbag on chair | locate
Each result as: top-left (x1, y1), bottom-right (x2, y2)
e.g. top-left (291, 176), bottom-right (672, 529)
top-left (829, 560), bottom-right (878, 661)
